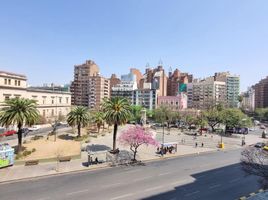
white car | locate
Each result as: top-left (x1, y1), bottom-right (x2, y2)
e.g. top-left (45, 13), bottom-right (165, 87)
top-left (28, 125), bottom-right (40, 131)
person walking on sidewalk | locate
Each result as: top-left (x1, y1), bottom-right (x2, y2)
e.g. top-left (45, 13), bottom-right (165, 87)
top-left (201, 142), bottom-right (204, 147)
top-left (195, 142), bottom-right (198, 148)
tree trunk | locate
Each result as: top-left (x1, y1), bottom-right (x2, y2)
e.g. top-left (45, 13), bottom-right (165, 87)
top-left (133, 150), bottom-right (137, 161)
top-left (113, 123), bottom-right (118, 151)
top-left (211, 125), bottom-right (215, 133)
top-left (77, 123), bottom-right (81, 137)
top-left (17, 123), bottom-right (22, 153)
top-left (97, 124), bottom-right (100, 133)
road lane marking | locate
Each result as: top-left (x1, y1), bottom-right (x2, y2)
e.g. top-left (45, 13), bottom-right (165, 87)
top-left (184, 190), bottom-right (200, 196)
top-left (66, 189), bottom-right (89, 196)
top-left (158, 172), bottom-right (172, 176)
top-left (145, 185), bottom-right (163, 192)
top-left (110, 193), bottom-right (134, 200)
top-left (102, 182), bottom-right (123, 188)
top-left (134, 176), bottom-right (152, 182)
top-left (229, 178), bottom-right (241, 183)
top-left (122, 169), bottom-right (142, 174)
top-left (209, 184), bottom-right (221, 189)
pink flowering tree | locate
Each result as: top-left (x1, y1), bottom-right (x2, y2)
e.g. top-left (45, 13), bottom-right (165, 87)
top-left (118, 125), bottom-right (159, 161)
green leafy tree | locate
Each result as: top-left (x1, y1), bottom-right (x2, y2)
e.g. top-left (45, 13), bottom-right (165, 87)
top-left (130, 105), bottom-right (143, 123)
top-left (222, 108), bottom-right (252, 132)
top-left (67, 106), bottom-right (91, 137)
top-left (202, 106), bottom-right (224, 132)
top-left (0, 98), bottom-right (39, 152)
top-left (255, 108), bottom-right (268, 121)
top-left (154, 106), bottom-right (169, 125)
top-left (102, 97), bottom-right (132, 152)
top-left (93, 111), bottom-right (104, 133)
top-left (196, 115), bottom-right (208, 129)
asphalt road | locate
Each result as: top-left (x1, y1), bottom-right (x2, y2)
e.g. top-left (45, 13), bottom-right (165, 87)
top-left (1, 125), bottom-right (70, 142)
top-left (0, 149), bottom-right (260, 200)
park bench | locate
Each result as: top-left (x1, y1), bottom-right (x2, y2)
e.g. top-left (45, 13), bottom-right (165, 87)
top-left (25, 160), bottom-right (39, 166)
top-left (58, 156), bottom-right (71, 162)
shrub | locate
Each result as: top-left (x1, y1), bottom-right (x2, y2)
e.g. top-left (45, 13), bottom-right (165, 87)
top-left (22, 150), bottom-right (32, 157)
top-left (31, 135), bottom-right (44, 141)
top-left (74, 135), bottom-right (88, 141)
top-left (32, 148), bottom-right (36, 153)
top-left (15, 153), bottom-right (23, 160)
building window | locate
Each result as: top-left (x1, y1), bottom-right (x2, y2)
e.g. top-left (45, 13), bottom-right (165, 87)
top-left (66, 97), bottom-right (69, 104)
top-left (52, 99), bottom-right (54, 104)
top-left (59, 97), bottom-right (62, 104)
top-left (4, 79), bottom-right (7, 85)
top-left (15, 80), bottom-right (17, 86)
top-left (18, 80), bottom-right (21, 86)
top-left (8, 79), bottom-right (11, 85)
top-left (4, 95), bottom-right (10, 101)
top-left (51, 109), bottom-right (54, 116)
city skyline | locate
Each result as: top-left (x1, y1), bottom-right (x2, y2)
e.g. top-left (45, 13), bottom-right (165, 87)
top-left (1, 0), bottom-right (268, 91)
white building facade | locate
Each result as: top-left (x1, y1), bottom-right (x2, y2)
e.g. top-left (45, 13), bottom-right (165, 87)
top-left (0, 71), bottom-right (71, 121)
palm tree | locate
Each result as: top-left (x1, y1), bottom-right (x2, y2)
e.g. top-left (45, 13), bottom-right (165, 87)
top-left (67, 106), bottom-right (91, 137)
top-left (102, 97), bottom-right (132, 152)
top-left (93, 111), bottom-right (104, 133)
top-left (0, 98), bottom-right (39, 152)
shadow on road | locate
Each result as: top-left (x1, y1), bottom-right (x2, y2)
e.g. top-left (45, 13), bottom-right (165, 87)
top-left (142, 163), bottom-right (260, 200)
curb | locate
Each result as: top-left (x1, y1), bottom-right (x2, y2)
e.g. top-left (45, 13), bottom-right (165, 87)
top-left (0, 163), bottom-right (112, 185)
top-left (0, 148), bottom-right (232, 185)
top-left (238, 189), bottom-right (267, 199)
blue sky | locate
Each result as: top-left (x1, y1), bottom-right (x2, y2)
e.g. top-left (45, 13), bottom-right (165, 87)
top-left (0, 0), bottom-right (268, 91)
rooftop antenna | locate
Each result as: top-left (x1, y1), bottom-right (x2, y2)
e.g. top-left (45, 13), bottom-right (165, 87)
top-left (158, 59), bottom-right (163, 66)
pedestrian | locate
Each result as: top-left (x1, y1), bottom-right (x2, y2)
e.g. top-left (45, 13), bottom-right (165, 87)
top-left (201, 143), bottom-right (204, 147)
top-left (195, 142), bottom-right (198, 148)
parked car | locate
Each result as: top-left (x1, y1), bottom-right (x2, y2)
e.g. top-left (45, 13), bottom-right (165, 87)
top-left (199, 128), bottom-right (208, 133)
top-left (0, 130), bottom-right (17, 137)
top-left (254, 142), bottom-right (265, 148)
top-left (28, 125), bottom-right (40, 131)
top-left (21, 128), bottom-right (30, 136)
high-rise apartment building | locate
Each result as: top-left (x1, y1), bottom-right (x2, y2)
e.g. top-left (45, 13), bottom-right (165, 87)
top-left (111, 70), bottom-right (137, 104)
top-left (130, 68), bottom-right (142, 89)
top-left (241, 87), bottom-right (255, 111)
top-left (191, 77), bottom-right (226, 109)
top-left (214, 72), bottom-right (240, 108)
top-left (109, 74), bottom-right (121, 94)
top-left (254, 76), bottom-right (268, 108)
top-left (133, 88), bottom-right (157, 110)
top-left (167, 68), bottom-right (192, 96)
top-left (70, 60), bottom-right (110, 109)
top-left (140, 65), bottom-right (167, 97)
